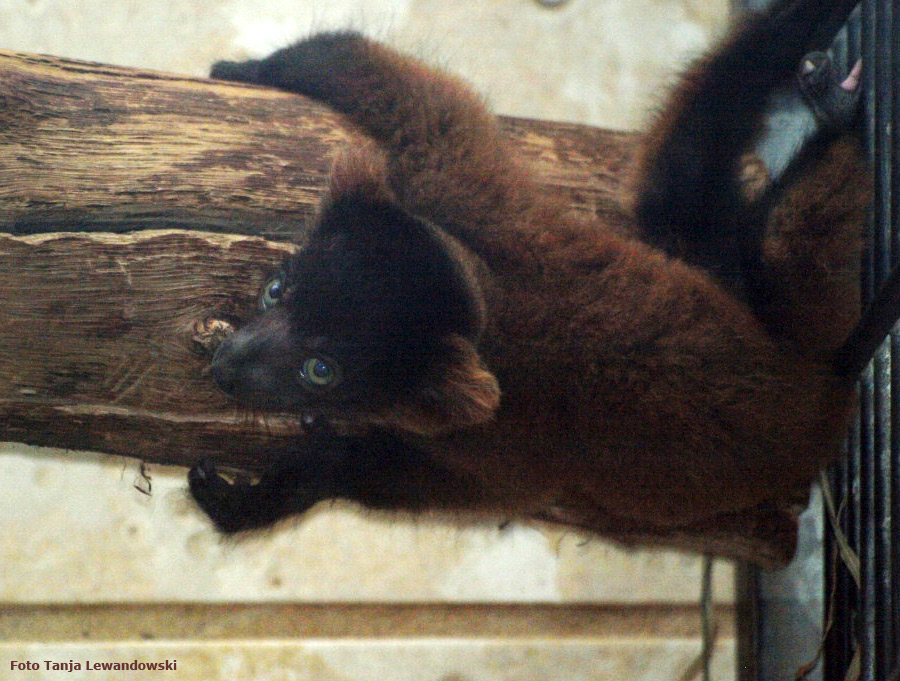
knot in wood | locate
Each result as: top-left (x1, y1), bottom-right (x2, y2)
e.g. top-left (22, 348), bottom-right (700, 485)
top-left (191, 318), bottom-right (235, 357)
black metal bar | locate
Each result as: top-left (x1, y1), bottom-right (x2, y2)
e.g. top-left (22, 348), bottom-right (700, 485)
top-left (825, 444), bottom-right (857, 681)
top-left (827, 1), bottom-right (900, 680)
top-left (870, 2), bottom-right (894, 678)
top-left (835, 266), bottom-right (900, 378)
top-left (736, 565), bottom-right (760, 681)
top-left (889, 0), bottom-right (900, 672)
top-left (734, 3), bottom-right (900, 680)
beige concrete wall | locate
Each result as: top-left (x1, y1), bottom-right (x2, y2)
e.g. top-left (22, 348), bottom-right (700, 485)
top-left (0, 1), bottom-right (735, 679)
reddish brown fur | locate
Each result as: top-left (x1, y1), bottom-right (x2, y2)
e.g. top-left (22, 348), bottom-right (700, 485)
top-left (340, 41), bottom-right (865, 527)
top-left (759, 136), bottom-right (868, 354)
top-left (196, 16), bottom-right (869, 559)
top-left (371, 333), bottom-right (502, 436)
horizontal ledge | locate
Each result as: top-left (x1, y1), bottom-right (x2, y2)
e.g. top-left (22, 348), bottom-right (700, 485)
top-left (1, 602), bottom-right (735, 642)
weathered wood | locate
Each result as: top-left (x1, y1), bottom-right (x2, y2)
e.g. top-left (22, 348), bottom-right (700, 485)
top-left (0, 49), bottom-right (637, 470)
top-left (0, 50), bottom-right (798, 563)
top-left (0, 51), bottom-right (634, 239)
top-left (0, 230), bottom-right (301, 469)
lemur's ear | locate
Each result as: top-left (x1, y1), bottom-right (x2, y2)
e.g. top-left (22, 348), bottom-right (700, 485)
top-left (323, 141), bottom-right (395, 206)
top-left (315, 143), bottom-right (486, 341)
top-left (316, 142), bottom-right (416, 251)
top-left (375, 334), bottom-right (501, 436)
top-left (318, 144), bottom-right (498, 432)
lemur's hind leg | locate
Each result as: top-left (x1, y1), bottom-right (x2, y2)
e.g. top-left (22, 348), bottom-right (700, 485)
top-left (755, 135), bottom-right (867, 355)
top-left (750, 55), bottom-right (868, 355)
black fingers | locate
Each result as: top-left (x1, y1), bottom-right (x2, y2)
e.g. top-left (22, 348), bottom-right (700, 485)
top-left (188, 457), bottom-right (321, 533)
top-left (188, 459), bottom-right (262, 533)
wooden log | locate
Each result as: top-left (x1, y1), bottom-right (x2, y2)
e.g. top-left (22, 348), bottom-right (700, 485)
top-left (0, 49), bottom-right (636, 467)
top-left (0, 51), bottom-right (633, 239)
top-left (0, 50), bottom-right (797, 564)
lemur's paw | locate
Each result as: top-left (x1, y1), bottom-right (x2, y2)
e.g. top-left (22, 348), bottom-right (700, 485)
top-left (188, 459), bottom-right (254, 533)
top-left (798, 52), bottom-right (861, 127)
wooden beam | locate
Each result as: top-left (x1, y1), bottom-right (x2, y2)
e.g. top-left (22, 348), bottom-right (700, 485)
top-left (0, 50), bottom-right (633, 239)
top-left (0, 50), bottom-right (797, 563)
top-left (0, 49), bottom-right (636, 469)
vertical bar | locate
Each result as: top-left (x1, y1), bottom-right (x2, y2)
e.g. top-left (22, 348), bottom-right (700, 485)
top-left (871, 0), bottom-right (894, 677)
top-left (873, 349), bottom-right (893, 681)
top-left (825, 439), bottom-right (858, 681)
top-left (857, 3), bottom-right (881, 679)
top-left (826, 11), bottom-right (868, 681)
top-left (856, 0), bottom-right (892, 679)
top-left (821, 3), bottom-right (900, 675)
top-left (859, 366), bottom-right (877, 681)
top-left (889, 0), bottom-right (900, 670)
top-left (736, 565), bottom-right (760, 681)
top-left (827, 415), bottom-right (864, 681)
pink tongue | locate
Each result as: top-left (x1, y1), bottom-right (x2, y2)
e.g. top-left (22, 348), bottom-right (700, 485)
top-left (842, 60), bottom-right (862, 91)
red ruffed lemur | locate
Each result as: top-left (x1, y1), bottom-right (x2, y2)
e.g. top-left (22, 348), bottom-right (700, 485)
top-left (189, 0), bottom-right (873, 546)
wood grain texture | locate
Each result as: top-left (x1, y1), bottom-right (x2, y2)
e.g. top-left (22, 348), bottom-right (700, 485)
top-left (0, 50), bottom-right (797, 562)
top-left (0, 230), bottom-right (301, 468)
top-left (0, 49), bottom-right (636, 470)
top-left (0, 50), bottom-right (634, 239)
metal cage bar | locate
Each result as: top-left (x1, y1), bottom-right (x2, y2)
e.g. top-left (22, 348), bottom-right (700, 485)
top-left (733, 1), bottom-right (900, 680)
top-left (825, 1), bottom-right (898, 680)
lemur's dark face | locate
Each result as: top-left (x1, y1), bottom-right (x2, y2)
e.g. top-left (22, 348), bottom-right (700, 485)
top-left (210, 195), bottom-right (486, 425)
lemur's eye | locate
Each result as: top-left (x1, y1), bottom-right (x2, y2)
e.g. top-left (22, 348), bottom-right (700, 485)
top-left (259, 274), bottom-right (285, 311)
top-left (299, 357), bottom-right (340, 387)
